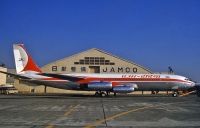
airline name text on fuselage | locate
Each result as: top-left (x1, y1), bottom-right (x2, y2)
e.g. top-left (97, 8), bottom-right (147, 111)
top-left (122, 74), bottom-right (161, 78)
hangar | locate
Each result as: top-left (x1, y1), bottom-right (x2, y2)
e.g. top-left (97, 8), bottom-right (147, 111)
top-left (0, 67), bottom-right (7, 85)
top-left (13, 48), bottom-right (152, 93)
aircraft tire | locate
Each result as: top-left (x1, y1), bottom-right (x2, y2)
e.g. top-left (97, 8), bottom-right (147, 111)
top-left (95, 91), bottom-right (101, 97)
top-left (172, 92), bottom-right (179, 97)
top-left (101, 92), bottom-right (106, 97)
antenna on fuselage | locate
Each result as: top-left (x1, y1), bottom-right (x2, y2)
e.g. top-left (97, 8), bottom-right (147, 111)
top-left (168, 66), bottom-right (174, 74)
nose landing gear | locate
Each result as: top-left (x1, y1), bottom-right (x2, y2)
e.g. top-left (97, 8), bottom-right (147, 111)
top-left (172, 91), bottom-right (179, 97)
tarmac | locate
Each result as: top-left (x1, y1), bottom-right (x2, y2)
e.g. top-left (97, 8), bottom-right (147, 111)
top-left (0, 94), bottom-right (200, 128)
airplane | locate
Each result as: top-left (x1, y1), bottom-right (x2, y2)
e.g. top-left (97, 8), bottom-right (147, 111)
top-left (0, 44), bottom-right (198, 97)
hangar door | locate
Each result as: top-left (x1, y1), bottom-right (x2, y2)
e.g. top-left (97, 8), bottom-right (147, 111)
top-left (89, 66), bottom-right (100, 73)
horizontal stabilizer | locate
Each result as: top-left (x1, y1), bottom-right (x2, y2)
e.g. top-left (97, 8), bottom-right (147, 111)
top-left (0, 70), bottom-right (30, 79)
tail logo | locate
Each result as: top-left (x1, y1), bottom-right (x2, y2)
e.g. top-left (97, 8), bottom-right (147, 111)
top-left (13, 44), bottom-right (42, 74)
top-left (19, 58), bottom-right (24, 61)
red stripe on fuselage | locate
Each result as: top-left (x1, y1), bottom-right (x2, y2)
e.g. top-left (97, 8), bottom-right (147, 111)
top-left (77, 77), bottom-right (192, 85)
top-left (35, 76), bottom-right (193, 87)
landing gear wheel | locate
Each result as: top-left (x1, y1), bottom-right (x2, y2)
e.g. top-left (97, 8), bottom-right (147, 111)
top-left (94, 91), bottom-right (108, 97)
top-left (172, 93), bottom-right (177, 97)
top-left (151, 91), bottom-right (157, 95)
top-left (95, 91), bottom-right (100, 96)
top-left (95, 91), bottom-right (102, 97)
top-left (105, 91), bottom-right (110, 97)
top-left (114, 92), bottom-right (117, 96)
top-left (172, 91), bottom-right (179, 97)
top-left (101, 92), bottom-right (106, 97)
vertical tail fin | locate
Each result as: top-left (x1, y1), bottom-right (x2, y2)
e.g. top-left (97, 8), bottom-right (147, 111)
top-left (13, 44), bottom-right (42, 74)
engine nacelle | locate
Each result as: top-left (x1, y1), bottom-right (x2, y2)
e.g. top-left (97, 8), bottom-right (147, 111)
top-left (88, 81), bottom-right (112, 91)
top-left (113, 84), bottom-right (137, 93)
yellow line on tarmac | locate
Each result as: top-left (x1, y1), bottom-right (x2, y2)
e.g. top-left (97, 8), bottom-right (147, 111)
top-left (45, 104), bottom-right (79, 128)
top-left (64, 104), bottom-right (79, 116)
top-left (84, 101), bottom-right (189, 128)
top-left (179, 90), bottom-right (196, 97)
top-left (84, 105), bottom-right (154, 128)
top-left (45, 125), bottom-right (54, 128)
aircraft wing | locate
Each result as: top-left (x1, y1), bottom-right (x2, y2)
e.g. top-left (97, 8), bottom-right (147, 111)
top-left (0, 70), bottom-right (30, 79)
top-left (39, 73), bottom-right (85, 82)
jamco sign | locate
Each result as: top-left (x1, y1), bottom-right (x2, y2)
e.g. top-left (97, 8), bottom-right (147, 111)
top-left (102, 67), bottom-right (138, 73)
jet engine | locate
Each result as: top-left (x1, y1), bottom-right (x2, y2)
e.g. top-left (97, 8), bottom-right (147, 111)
top-left (113, 84), bottom-right (138, 93)
top-left (88, 81), bottom-right (112, 91)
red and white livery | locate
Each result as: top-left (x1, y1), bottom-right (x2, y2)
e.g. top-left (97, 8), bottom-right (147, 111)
top-left (0, 44), bottom-right (196, 97)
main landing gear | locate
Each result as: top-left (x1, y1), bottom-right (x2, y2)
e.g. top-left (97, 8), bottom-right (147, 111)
top-left (95, 91), bottom-right (107, 97)
top-left (151, 91), bottom-right (159, 95)
top-left (94, 91), bottom-right (114, 97)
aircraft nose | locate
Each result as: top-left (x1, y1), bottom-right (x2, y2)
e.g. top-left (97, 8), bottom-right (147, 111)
top-left (191, 81), bottom-right (196, 86)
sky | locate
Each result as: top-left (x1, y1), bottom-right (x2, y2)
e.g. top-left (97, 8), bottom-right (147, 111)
top-left (0, 0), bottom-right (200, 81)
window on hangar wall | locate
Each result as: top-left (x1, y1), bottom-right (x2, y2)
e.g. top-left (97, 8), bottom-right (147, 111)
top-left (81, 67), bottom-right (86, 72)
top-left (71, 67), bottom-right (76, 72)
top-left (74, 57), bottom-right (115, 65)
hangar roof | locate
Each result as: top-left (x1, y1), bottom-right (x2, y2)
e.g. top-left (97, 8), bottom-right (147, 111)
top-left (42, 48), bottom-right (152, 73)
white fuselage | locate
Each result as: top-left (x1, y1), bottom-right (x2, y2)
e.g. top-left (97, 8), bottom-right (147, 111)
top-left (22, 73), bottom-right (195, 91)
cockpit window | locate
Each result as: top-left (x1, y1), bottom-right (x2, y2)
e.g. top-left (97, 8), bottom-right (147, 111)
top-left (185, 78), bottom-right (189, 81)
top-left (185, 78), bottom-right (192, 81)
